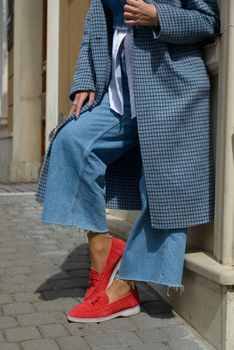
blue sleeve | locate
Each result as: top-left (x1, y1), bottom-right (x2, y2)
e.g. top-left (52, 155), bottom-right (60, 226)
top-left (151, 0), bottom-right (220, 45)
top-left (69, 1), bottom-right (96, 102)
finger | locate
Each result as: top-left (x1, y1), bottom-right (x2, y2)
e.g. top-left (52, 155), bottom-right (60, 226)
top-left (124, 11), bottom-right (139, 20)
top-left (73, 93), bottom-right (80, 105)
top-left (69, 103), bottom-right (77, 115)
top-left (124, 19), bottom-right (140, 25)
top-left (75, 94), bottom-right (89, 118)
top-left (126, 0), bottom-right (139, 7)
top-left (88, 91), bottom-right (96, 109)
top-left (124, 15), bottom-right (140, 25)
top-left (124, 4), bottom-right (138, 13)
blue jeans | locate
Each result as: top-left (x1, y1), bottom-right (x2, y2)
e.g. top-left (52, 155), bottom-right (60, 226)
top-left (41, 47), bottom-right (187, 290)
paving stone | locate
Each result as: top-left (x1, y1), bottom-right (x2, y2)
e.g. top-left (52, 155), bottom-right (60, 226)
top-left (42, 288), bottom-right (85, 300)
top-left (50, 278), bottom-right (89, 290)
top-left (0, 248), bottom-right (17, 254)
top-left (1, 274), bottom-right (31, 284)
top-left (62, 262), bottom-right (90, 271)
top-left (70, 269), bottom-right (89, 278)
top-left (39, 324), bottom-right (69, 338)
top-left (0, 294), bottom-right (14, 304)
top-left (2, 303), bottom-right (35, 316)
top-left (5, 327), bottom-right (41, 342)
top-left (168, 338), bottom-right (211, 350)
top-left (113, 331), bottom-right (143, 346)
top-left (0, 332), bottom-right (4, 342)
top-left (131, 313), bottom-right (183, 330)
top-left (0, 344), bottom-right (21, 350)
top-left (0, 261), bottom-right (14, 268)
top-left (101, 318), bottom-right (137, 332)
top-left (35, 245), bottom-right (61, 253)
top-left (13, 292), bottom-right (42, 303)
top-left (143, 301), bottom-right (172, 315)
top-left (85, 333), bottom-right (120, 348)
top-left (12, 259), bottom-right (39, 267)
top-left (21, 338), bottom-right (60, 350)
top-left (95, 348), bottom-right (132, 350)
top-left (6, 267), bottom-right (33, 276)
top-left (57, 336), bottom-right (90, 350)
top-left (134, 327), bottom-right (170, 344)
top-left (0, 317), bottom-right (18, 329)
top-left (131, 344), bottom-right (170, 350)
top-left (17, 312), bottom-right (66, 327)
top-left (137, 282), bottom-right (161, 303)
top-left (162, 324), bottom-right (196, 340)
top-left (1, 281), bottom-right (51, 294)
top-left (66, 323), bottom-right (104, 336)
top-left (29, 272), bottom-right (51, 282)
top-left (47, 271), bottom-right (72, 280)
top-left (33, 299), bottom-right (77, 313)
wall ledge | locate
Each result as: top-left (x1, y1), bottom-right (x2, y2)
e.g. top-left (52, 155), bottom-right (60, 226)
top-left (107, 214), bottom-right (234, 287)
top-left (185, 251), bottom-right (234, 286)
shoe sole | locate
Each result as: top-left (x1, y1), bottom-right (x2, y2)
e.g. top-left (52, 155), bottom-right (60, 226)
top-left (106, 257), bottom-right (123, 289)
top-left (66, 305), bottom-right (140, 323)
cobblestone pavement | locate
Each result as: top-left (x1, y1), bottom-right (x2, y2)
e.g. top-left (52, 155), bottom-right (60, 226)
top-left (0, 190), bottom-right (215, 350)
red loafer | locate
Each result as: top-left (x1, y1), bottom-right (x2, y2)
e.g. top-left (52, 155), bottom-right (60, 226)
top-left (67, 286), bottom-right (140, 323)
top-left (84, 237), bottom-right (126, 301)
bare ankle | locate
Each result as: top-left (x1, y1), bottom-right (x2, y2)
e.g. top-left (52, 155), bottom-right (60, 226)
top-left (106, 278), bottom-right (135, 303)
top-left (113, 278), bottom-right (135, 291)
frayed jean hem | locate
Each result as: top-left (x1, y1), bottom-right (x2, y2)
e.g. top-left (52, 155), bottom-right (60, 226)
top-left (40, 218), bottom-right (109, 234)
top-left (116, 273), bottom-right (185, 297)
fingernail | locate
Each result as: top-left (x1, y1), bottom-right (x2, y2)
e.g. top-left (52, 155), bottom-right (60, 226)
top-left (88, 104), bottom-right (94, 111)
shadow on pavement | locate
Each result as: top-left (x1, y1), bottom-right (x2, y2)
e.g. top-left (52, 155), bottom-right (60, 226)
top-left (35, 242), bottom-right (176, 320)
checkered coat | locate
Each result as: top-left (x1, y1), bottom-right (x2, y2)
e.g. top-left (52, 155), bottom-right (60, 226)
top-left (35, 0), bottom-right (220, 229)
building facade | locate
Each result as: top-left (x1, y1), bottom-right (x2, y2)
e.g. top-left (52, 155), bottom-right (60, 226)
top-left (1, 1), bottom-right (234, 349)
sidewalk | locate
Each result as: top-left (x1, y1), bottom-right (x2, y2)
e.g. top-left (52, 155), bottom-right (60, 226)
top-left (0, 185), bottom-right (215, 350)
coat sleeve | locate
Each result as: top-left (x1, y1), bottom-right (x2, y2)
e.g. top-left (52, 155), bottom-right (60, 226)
top-left (151, 0), bottom-right (220, 45)
top-left (69, 1), bottom-right (96, 102)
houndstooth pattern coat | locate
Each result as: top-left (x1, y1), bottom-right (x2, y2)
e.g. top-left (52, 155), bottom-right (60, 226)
top-left (35, 0), bottom-right (220, 229)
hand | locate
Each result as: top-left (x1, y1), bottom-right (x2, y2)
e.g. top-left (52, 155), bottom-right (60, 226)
top-left (69, 90), bottom-right (96, 118)
top-left (124, 0), bottom-right (158, 28)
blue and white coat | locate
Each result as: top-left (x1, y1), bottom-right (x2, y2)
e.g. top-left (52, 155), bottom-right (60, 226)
top-left (35, 0), bottom-right (220, 229)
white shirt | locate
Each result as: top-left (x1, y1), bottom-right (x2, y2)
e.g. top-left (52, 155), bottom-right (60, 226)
top-left (108, 28), bottom-right (136, 119)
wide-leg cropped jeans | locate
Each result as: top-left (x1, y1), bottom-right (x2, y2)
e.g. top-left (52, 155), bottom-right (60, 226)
top-left (41, 47), bottom-right (188, 292)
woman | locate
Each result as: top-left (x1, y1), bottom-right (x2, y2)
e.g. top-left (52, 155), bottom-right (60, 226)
top-left (35, 0), bottom-right (220, 323)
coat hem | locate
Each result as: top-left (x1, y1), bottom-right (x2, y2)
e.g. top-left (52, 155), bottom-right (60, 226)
top-left (146, 214), bottom-right (215, 230)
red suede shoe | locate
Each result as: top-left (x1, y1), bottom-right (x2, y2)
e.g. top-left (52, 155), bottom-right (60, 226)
top-left (67, 286), bottom-right (140, 323)
top-left (84, 237), bottom-right (126, 301)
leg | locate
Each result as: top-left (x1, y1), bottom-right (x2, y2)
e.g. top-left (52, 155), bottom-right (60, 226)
top-left (41, 91), bottom-right (138, 232)
top-left (41, 91), bottom-right (138, 270)
top-left (117, 166), bottom-right (188, 289)
top-left (87, 231), bottom-right (112, 274)
top-left (41, 43), bottom-right (139, 274)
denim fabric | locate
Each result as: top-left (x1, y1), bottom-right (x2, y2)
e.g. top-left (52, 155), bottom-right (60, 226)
top-left (117, 168), bottom-right (187, 289)
top-left (41, 47), bottom-right (187, 288)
